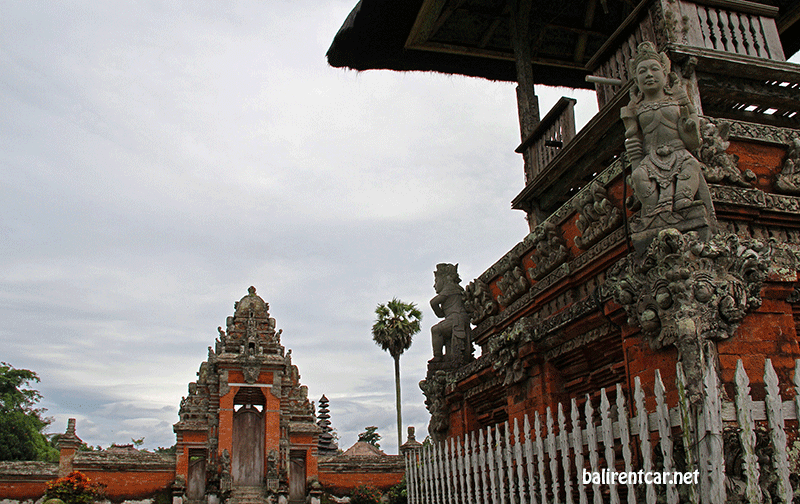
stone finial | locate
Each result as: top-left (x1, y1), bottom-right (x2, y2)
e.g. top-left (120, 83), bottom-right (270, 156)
top-left (58, 418), bottom-right (82, 449)
top-left (400, 425), bottom-right (423, 454)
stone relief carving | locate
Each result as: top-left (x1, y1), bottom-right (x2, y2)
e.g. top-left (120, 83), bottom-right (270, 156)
top-left (621, 42), bottom-right (716, 252)
top-left (528, 221), bottom-right (569, 280)
top-left (419, 370), bottom-right (448, 443)
top-left (726, 121), bottom-right (797, 145)
top-left (496, 262), bottom-right (530, 308)
top-left (698, 118), bottom-right (755, 187)
top-left (774, 136), bottom-right (800, 195)
top-left (573, 181), bottom-right (623, 250)
top-left (430, 263), bottom-right (473, 364)
top-left (464, 278), bottom-right (498, 325)
top-left (608, 229), bottom-right (771, 401)
top-left (487, 317), bottom-right (533, 386)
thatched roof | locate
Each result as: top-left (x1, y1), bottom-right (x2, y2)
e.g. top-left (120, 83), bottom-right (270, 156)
top-left (327, 0), bottom-right (800, 87)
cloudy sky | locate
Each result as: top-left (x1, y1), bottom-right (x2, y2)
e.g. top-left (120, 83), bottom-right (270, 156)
top-left (4, 1), bottom-right (793, 455)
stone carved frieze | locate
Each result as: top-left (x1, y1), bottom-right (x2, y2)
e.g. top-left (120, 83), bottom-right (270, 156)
top-left (464, 278), bottom-right (498, 325)
top-left (608, 229), bottom-right (771, 400)
top-left (774, 136), bottom-right (800, 195)
top-left (527, 222), bottom-right (570, 280)
top-left (496, 262), bottom-right (530, 308)
top-left (419, 370), bottom-right (448, 443)
top-left (487, 317), bottom-right (534, 386)
top-left (698, 118), bottom-right (755, 187)
top-left (573, 181), bottom-right (623, 250)
top-left (726, 120), bottom-right (798, 145)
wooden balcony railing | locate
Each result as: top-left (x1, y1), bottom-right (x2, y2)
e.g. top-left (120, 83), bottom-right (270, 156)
top-left (516, 97), bottom-right (577, 184)
top-left (587, 0), bottom-right (785, 109)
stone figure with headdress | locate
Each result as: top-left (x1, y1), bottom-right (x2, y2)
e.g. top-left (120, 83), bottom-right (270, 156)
top-left (430, 263), bottom-right (472, 364)
top-left (621, 41), bottom-right (716, 251)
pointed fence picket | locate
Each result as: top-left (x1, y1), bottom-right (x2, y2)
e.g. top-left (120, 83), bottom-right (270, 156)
top-left (405, 358), bottom-right (800, 504)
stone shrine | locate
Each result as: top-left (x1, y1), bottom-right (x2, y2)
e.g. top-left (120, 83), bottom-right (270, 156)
top-left (173, 287), bottom-right (319, 503)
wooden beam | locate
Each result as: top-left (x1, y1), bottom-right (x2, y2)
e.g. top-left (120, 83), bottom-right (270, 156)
top-left (574, 0), bottom-right (599, 64)
top-left (510, 0), bottom-right (540, 140)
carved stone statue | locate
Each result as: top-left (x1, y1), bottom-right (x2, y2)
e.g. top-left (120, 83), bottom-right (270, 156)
top-left (621, 41), bottom-right (716, 252)
top-left (430, 263), bottom-right (472, 364)
top-left (220, 449), bottom-right (231, 493)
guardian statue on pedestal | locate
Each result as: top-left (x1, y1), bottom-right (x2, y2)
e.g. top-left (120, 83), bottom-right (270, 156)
top-left (430, 263), bottom-right (472, 364)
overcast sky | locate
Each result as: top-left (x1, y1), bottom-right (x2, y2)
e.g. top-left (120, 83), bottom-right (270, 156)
top-left (4, 1), bottom-right (795, 455)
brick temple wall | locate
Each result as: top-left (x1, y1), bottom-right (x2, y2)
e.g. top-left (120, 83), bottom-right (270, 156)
top-left (317, 454), bottom-right (404, 495)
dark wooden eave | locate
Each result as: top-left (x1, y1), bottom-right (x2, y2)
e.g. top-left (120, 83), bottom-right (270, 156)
top-left (327, 0), bottom-right (800, 88)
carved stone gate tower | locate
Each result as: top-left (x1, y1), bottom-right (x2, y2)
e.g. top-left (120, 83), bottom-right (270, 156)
top-left (173, 287), bottom-right (319, 503)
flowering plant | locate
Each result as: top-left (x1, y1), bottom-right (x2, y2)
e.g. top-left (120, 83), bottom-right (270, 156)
top-left (44, 471), bottom-right (105, 504)
top-left (350, 484), bottom-right (382, 504)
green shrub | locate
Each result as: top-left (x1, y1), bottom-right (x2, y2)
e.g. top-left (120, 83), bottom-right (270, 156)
top-left (350, 484), bottom-right (382, 504)
top-left (44, 471), bottom-right (105, 504)
top-left (387, 477), bottom-right (407, 504)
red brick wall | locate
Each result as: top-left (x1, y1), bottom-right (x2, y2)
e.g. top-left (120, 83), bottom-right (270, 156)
top-left (0, 477), bottom-right (53, 500)
top-left (79, 469), bottom-right (175, 501)
top-left (318, 467), bottom-right (403, 496)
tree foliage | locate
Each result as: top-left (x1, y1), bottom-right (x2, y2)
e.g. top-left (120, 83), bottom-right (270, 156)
top-left (357, 426), bottom-right (381, 448)
top-left (0, 362), bottom-right (58, 461)
top-left (371, 299), bottom-right (421, 360)
top-left (372, 299), bottom-right (421, 450)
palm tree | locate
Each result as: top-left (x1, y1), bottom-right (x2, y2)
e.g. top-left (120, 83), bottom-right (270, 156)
top-left (372, 298), bottom-right (422, 451)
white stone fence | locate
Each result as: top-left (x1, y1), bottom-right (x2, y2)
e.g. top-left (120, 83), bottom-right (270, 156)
top-left (405, 358), bottom-right (800, 504)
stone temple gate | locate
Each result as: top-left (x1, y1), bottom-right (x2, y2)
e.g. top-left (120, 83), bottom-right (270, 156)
top-left (173, 287), bottom-right (319, 503)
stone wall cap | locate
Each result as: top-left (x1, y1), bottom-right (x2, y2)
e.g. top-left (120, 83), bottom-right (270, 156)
top-left (0, 461), bottom-right (58, 477)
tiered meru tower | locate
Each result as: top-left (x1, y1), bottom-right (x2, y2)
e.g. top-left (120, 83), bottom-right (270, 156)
top-left (173, 287), bottom-right (319, 502)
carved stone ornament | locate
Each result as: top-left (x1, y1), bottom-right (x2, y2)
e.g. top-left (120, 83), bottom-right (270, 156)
top-left (573, 181), bottom-right (623, 250)
top-left (621, 41), bottom-right (717, 253)
top-left (487, 317), bottom-right (533, 386)
top-left (419, 370), bottom-right (449, 443)
top-left (464, 278), bottom-right (498, 325)
top-left (608, 229), bottom-right (771, 400)
top-left (697, 118), bottom-right (755, 187)
top-left (527, 221), bottom-right (569, 280)
top-left (242, 359), bottom-right (261, 384)
top-left (774, 136), bottom-right (800, 195)
top-left (496, 261), bottom-right (530, 308)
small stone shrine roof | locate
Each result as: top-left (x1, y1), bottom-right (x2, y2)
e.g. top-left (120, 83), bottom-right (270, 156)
top-left (341, 441), bottom-right (387, 457)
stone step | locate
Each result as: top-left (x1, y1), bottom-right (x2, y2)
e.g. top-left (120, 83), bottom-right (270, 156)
top-left (228, 486), bottom-right (269, 504)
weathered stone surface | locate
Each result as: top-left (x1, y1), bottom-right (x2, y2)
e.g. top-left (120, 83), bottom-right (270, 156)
top-left (608, 229), bottom-right (772, 400)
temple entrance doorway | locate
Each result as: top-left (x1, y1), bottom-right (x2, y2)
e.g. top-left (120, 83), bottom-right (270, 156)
top-left (187, 449), bottom-right (206, 501)
top-left (289, 451), bottom-right (306, 503)
top-left (232, 387), bottom-right (266, 487)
